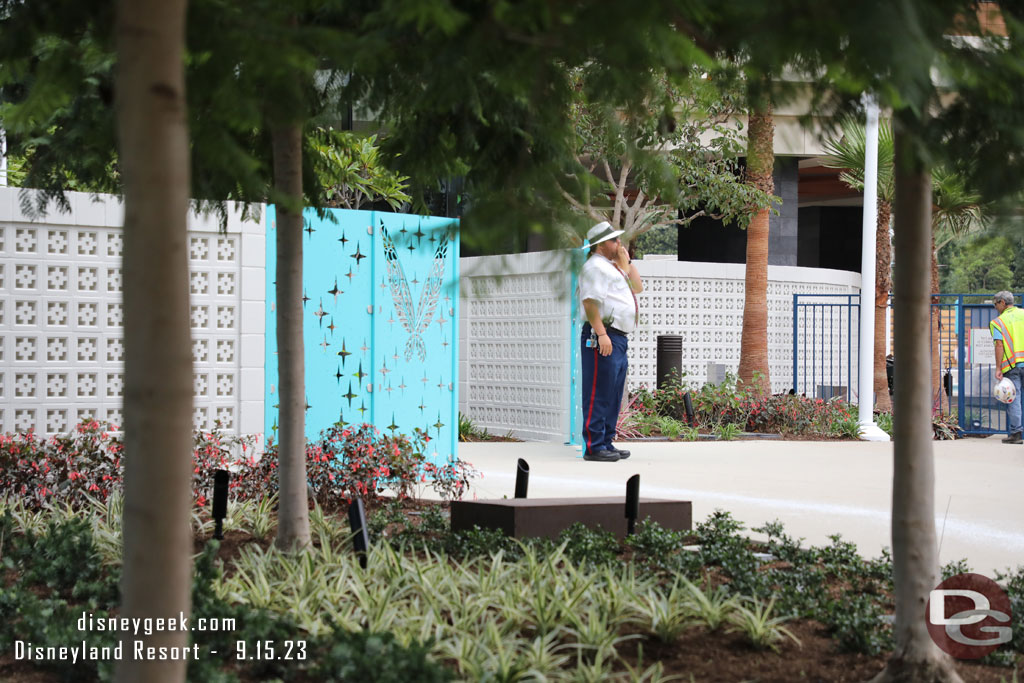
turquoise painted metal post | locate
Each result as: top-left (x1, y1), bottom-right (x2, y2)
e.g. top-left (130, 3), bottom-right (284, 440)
top-left (567, 248), bottom-right (586, 446)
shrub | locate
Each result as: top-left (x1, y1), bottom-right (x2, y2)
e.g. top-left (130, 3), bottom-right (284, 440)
top-left (0, 420), bottom-right (123, 508)
top-left (1, 420), bottom-right (479, 512)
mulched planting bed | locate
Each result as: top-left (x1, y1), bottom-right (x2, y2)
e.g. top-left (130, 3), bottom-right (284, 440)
top-left (617, 621), bottom-right (1013, 682)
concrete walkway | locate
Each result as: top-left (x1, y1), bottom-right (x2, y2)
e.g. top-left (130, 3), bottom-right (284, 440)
top-left (456, 436), bottom-right (1024, 577)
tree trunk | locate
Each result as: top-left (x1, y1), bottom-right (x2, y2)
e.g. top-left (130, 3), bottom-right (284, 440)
top-left (875, 199), bottom-right (893, 413)
top-left (272, 122), bottom-right (311, 550)
top-left (930, 230), bottom-right (943, 413)
top-left (114, 0), bottom-right (193, 681)
top-left (738, 95), bottom-right (774, 397)
top-left (870, 123), bottom-right (962, 683)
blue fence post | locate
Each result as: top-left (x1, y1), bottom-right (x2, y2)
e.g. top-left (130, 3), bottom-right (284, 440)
top-left (957, 295), bottom-right (965, 432)
top-left (792, 294), bottom-right (799, 395)
top-left (848, 294), bottom-right (853, 404)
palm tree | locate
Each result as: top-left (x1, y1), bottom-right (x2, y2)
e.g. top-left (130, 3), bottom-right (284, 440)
top-left (737, 88), bottom-right (774, 397)
top-left (822, 115), bottom-right (895, 412)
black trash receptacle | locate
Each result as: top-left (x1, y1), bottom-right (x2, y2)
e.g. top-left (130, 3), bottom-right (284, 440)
top-left (656, 335), bottom-right (683, 390)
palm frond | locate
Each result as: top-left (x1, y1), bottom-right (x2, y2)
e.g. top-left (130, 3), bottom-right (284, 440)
top-left (820, 114), bottom-right (895, 203)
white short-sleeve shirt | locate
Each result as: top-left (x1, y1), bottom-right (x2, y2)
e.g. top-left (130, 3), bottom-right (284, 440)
top-left (579, 253), bottom-right (638, 334)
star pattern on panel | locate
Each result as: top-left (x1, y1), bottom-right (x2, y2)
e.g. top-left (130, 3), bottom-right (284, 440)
top-left (328, 279), bottom-right (343, 305)
top-left (351, 243), bottom-right (366, 266)
top-left (327, 317), bottom-right (336, 335)
top-left (354, 360), bottom-right (367, 386)
top-left (337, 340), bottom-right (351, 365)
top-left (302, 289), bottom-right (310, 307)
top-left (319, 336), bottom-right (329, 352)
top-left (343, 382), bottom-right (357, 405)
top-left (304, 219), bottom-right (315, 238)
top-left (338, 231), bottom-right (349, 247)
top-left (314, 299), bottom-right (328, 327)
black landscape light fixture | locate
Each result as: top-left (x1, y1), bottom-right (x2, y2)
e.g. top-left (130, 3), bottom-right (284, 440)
top-left (514, 458), bottom-right (530, 499)
top-left (625, 474), bottom-right (640, 536)
top-left (212, 469), bottom-right (229, 540)
top-left (683, 392), bottom-right (695, 426)
top-left (348, 498), bottom-right (370, 569)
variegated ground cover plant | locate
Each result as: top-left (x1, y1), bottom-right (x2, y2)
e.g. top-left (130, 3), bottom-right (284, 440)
top-left (2, 498), bottom-right (1021, 680)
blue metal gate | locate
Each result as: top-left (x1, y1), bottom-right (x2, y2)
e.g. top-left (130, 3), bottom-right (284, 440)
top-left (793, 292), bottom-right (1021, 435)
top-left (954, 297), bottom-right (1009, 435)
top-left (792, 294), bottom-right (861, 403)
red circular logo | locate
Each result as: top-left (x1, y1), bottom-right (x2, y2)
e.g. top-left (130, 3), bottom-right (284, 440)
top-left (926, 573), bottom-right (1013, 659)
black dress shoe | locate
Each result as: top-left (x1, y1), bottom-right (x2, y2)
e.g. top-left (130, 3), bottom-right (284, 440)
top-left (1002, 432), bottom-right (1023, 444)
top-left (583, 449), bottom-right (621, 462)
top-left (610, 447), bottom-right (630, 459)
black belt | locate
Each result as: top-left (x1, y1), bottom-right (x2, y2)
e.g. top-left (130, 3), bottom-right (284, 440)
top-left (584, 323), bottom-right (626, 337)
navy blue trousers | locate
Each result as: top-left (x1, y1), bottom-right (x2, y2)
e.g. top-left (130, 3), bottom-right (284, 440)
top-left (580, 327), bottom-right (628, 454)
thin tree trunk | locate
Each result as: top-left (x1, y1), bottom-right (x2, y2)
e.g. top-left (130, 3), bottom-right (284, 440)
top-left (114, 0), bottom-right (193, 680)
top-left (870, 123), bottom-right (962, 683)
top-left (272, 122), bottom-right (311, 550)
top-left (875, 200), bottom-right (893, 413)
top-left (738, 95), bottom-right (774, 397)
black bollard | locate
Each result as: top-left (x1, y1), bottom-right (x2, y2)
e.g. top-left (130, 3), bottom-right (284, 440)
top-left (683, 392), bottom-right (695, 426)
top-left (348, 498), bottom-right (370, 569)
top-left (625, 474), bottom-right (640, 536)
top-left (212, 469), bottom-right (229, 540)
top-left (514, 458), bottom-right (530, 498)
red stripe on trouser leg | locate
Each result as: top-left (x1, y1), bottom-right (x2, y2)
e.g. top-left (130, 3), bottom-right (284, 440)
top-left (584, 346), bottom-right (599, 452)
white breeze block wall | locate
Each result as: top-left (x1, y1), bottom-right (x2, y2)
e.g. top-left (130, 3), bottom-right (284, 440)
top-left (459, 251), bottom-right (575, 442)
top-left (0, 187), bottom-right (265, 438)
top-left (459, 251), bottom-right (861, 442)
top-left (629, 260), bottom-right (861, 395)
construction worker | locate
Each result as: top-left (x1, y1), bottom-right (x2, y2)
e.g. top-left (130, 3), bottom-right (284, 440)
top-left (990, 290), bottom-right (1024, 443)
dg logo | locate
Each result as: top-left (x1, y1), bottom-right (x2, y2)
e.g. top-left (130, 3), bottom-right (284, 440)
top-left (927, 572), bottom-right (1013, 659)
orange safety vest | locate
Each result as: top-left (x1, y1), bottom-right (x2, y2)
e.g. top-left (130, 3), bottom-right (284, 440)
top-left (990, 306), bottom-right (1024, 372)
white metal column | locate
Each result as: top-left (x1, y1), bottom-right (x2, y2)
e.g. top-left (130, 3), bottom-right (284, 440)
top-left (858, 96), bottom-right (890, 441)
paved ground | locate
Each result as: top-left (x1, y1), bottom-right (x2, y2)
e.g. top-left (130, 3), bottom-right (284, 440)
top-left (455, 435), bottom-right (1024, 577)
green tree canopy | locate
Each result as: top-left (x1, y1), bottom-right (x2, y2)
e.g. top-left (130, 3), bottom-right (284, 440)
top-left (942, 233), bottom-right (1015, 293)
top-left (557, 65), bottom-right (772, 247)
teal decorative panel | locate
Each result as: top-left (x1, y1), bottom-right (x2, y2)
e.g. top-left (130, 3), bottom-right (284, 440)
top-left (265, 207), bottom-right (459, 463)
